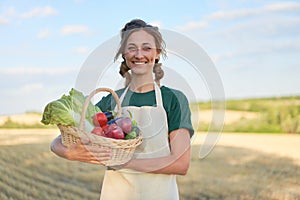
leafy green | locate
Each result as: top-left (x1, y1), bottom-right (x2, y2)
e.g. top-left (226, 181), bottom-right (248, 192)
top-left (127, 110), bottom-right (138, 126)
top-left (41, 88), bottom-right (100, 130)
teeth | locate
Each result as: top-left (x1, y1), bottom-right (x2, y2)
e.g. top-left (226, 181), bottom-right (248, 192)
top-left (134, 62), bottom-right (146, 64)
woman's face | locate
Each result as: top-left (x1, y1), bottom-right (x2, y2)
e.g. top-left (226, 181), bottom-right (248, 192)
top-left (123, 30), bottom-right (160, 76)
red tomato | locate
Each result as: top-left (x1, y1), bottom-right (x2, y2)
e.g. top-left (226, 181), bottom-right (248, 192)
top-left (93, 112), bottom-right (108, 127)
top-left (102, 124), bottom-right (109, 133)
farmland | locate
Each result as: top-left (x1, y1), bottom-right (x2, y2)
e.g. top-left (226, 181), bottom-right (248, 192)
top-left (1, 129), bottom-right (300, 200)
top-left (1, 96), bottom-right (300, 199)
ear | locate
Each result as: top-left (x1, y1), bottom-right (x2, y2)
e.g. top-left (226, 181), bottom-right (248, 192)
top-left (155, 49), bottom-right (161, 59)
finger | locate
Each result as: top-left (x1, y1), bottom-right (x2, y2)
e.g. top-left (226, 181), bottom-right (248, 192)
top-left (68, 140), bottom-right (82, 150)
top-left (80, 137), bottom-right (90, 145)
top-left (91, 152), bottom-right (112, 160)
top-left (88, 160), bottom-right (105, 165)
top-left (86, 146), bottom-right (112, 153)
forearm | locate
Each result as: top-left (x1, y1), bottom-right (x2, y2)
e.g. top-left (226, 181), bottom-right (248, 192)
top-left (124, 148), bottom-right (190, 175)
top-left (123, 129), bottom-right (191, 175)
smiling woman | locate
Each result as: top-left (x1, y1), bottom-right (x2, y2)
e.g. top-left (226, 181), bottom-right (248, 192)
top-left (50, 19), bottom-right (194, 200)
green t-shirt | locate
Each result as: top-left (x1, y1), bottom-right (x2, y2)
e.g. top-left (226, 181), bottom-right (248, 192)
top-left (96, 86), bottom-right (194, 138)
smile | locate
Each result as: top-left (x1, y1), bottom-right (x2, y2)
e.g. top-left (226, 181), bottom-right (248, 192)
top-left (133, 61), bottom-right (147, 65)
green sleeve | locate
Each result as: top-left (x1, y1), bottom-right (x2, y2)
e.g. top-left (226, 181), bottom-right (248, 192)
top-left (163, 88), bottom-right (194, 138)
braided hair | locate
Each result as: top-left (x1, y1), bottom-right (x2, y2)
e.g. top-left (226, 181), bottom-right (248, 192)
top-left (114, 19), bottom-right (167, 86)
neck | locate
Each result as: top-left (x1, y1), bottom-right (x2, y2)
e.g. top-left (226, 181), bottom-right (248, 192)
top-left (130, 75), bottom-right (155, 93)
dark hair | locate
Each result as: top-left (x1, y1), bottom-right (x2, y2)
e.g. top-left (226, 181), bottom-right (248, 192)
top-left (115, 19), bottom-right (166, 85)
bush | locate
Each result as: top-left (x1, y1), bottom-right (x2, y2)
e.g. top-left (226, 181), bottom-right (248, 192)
top-left (195, 96), bottom-right (300, 133)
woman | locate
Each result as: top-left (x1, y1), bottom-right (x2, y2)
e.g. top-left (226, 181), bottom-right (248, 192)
top-left (51, 19), bottom-right (194, 200)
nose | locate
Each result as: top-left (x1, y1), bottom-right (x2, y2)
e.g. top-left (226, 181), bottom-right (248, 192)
top-left (134, 48), bottom-right (143, 58)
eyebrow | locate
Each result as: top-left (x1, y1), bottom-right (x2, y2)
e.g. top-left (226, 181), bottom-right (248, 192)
top-left (126, 42), bottom-right (153, 46)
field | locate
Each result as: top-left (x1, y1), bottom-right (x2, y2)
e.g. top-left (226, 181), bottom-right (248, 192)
top-left (1, 96), bottom-right (299, 199)
top-left (1, 129), bottom-right (300, 200)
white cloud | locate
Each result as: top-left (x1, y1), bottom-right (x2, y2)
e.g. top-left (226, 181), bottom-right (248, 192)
top-left (0, 67), bottom-right (78, 75)
top-left (60, 25), bottom-right (90, 35)
top-left (211, 52), bottom-right (236, 64)
top-left (73, 46), bottom-right (89, 54)
top-left (74, 0), bottom-right (86, 3)
top-left (207, 2), bottom-right (300, 21)
top-left (0, 6), bottom-right (15, 25)
top-left (173, 1), bottom-right (300, 41)
top-left (175, 21), bottom-right (207, 31)
top-left (265, 2), bottom-right (300, 12)
top-left (0, 16), bottom-right (9, 25)
top-left (20, 83), bottom-right (44, 94)
top-left (207, 9), bottom-right (258, 20)
top-left (0, 6), bottom-right (57, 25)
top-left (37, 29), bottom-right (51, 39)
top-left (20, 6), bottom-right (58, 19)
top-left (3, 6), bottom-right (16, 16)
top-left (149, 20), bottom-right (162, 28)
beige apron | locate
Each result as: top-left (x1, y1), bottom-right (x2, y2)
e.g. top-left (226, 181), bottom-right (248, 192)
top-left (100, 83), bottom-right (179, 200)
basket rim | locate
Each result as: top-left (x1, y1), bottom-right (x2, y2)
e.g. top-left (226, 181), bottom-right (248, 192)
top-left (58, 87), bottom-right (143, 148)
top-left (79, 87), bottom-right (122, 131)
top-left (58, 123), bottom-right (143, 148)
top-left (88, 136), bottom-right (143, 148)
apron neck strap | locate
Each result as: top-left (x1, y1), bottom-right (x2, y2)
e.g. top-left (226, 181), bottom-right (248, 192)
top-left (154, 82), bottom-right (163, 106)
top-left (118, 82), bottom-right (163, 106)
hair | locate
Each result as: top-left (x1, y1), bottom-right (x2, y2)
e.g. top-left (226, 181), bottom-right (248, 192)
top-left (114, 19), bottom-right (167, 86)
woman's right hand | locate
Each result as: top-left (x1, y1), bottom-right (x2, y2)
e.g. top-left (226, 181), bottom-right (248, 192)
top-left (51, 135), bottom-right (112, 165)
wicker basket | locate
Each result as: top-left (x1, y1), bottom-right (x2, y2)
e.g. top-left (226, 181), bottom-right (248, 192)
top-left (57, 87), bottom-right (143, 166)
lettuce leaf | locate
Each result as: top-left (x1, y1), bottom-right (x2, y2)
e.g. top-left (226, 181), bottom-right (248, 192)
top-left (41, 88), bottom-right (100, 129)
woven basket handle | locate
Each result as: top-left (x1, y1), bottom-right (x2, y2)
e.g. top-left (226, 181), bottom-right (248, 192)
top-left (79, 88), bottom-right (122, 131)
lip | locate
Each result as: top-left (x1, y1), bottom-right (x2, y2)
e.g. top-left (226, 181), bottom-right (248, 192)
top-left (131, 61), bottom-right (148, 67)
top-left (132, 61), bottom-right (147, 64)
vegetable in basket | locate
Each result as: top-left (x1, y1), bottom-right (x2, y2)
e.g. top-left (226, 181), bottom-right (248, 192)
top-left (91, 110), bottom-right (140, 140)
top-left (41, 88), bottom-right (101, 132)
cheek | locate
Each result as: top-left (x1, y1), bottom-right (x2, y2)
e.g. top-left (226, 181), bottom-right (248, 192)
top-left (123, 55), bottom-right (131, 66)
top-left (149, 53), bottom-right (158, 63)
top-left (125, 60), bottom-right (131, 68)
top-left (149, 57), bottom-right (155, 63)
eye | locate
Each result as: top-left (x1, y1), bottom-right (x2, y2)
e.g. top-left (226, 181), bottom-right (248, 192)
top-left (142, 46), bottom-right (152, 51)
top-left (126, 46), bottom-right (137, 52)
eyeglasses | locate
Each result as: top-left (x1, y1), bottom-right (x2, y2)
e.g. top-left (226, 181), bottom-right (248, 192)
top-left (124, 46), bottom-right (156, 54)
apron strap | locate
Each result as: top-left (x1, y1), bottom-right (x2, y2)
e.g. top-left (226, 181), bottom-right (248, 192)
top-left (119, 86), bottom-right (129, 106)
top-left (154, 82), bottom-right (163, 106)
top-left (115, 81), bottom-right (163, 111)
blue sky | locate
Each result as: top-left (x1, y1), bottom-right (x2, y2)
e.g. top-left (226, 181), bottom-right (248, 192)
top-left (1, 0), bottom-right (300, 115)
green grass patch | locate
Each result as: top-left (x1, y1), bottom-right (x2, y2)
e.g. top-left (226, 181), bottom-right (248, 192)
top-left (0, 118), bottom-right (55, 129)
top-left (194, 95), bottom-right (300, 133)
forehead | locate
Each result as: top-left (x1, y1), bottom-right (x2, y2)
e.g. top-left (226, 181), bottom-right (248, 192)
top-left (126, 30), bottom-right (156, 46)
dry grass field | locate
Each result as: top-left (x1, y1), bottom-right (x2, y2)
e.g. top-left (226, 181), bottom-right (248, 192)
top-left (0, 113), bottom-right (43, 126)
top-left (0, 129), bottom-right (300, 200)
